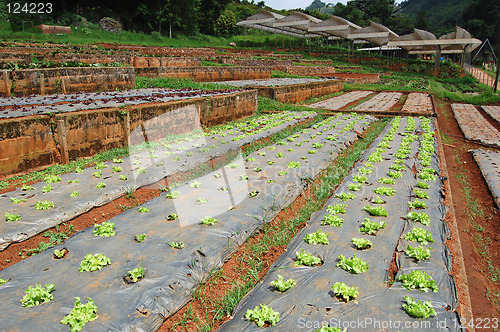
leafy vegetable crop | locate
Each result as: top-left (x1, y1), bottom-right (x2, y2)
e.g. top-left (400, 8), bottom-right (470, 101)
top-left (61, 297), bottom-right (98, 332)
top-left (334, 192), bottom-right (355, 201)
top-left (34, 200), bottom-right (55, 210)
top-left (166, 190), bottom-right (180, 199)
top-left (373, 187), bottom-right (396, 196)
top-left (169, 241), bottom-right (185, 249)
top-left (336, 254), bottom-right (369, 274)
top-left (378, 177), bottom-right (395, 185)
top-left (53, 248), bottom-right (67, 258)
top-left (21, 283), bottom-right (55, 307)
top-left (245, 304), bottom-right (280, 327)
top-left (331, 282), bottom-right (359, 302)
top-left (271, 275), bottom-right (296, 292)
top-left (135, 234), bottom-right (147, 242)
top-left (321, 214), bottom-right (344, 227)
top-left (5, 212), bottom-right (21, 222)
top-left (405, 227), bottom-right (434, 245)
top-left (363, 205), bottom-right (388, 217)
top-left (93, 222), bottom-right (116, 237)
top-left (200, 216), bottom-right (219, 225)
top-left (405, 245), bottom-right (431, 261)
top-left (126, 266), bottom-right (145, 282)
top-left (326, 204), bottom-right (347, 215)
top-left (287, 161), bottom-right (300, 168)
top-left (414, 189), bottom-right (429, 199)
top-left (406, 212), bottom-right (430, 226)
top-left (295, 249), bottom-right (322, 266)
top-left (79, 253), bottom-right (112, 272)
top-left (408, 199), bottom-right (427, 209)
top-left (402, 296), bottom-right (436, 319)
top-left (351, 238), bottom-right (372, 250)
top-left (304, 230), bottom-right (329, 245)
top-left (398, 270), bottom-right (439, 292)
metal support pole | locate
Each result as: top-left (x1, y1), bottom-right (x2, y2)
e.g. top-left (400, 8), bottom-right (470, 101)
top-left (494, 60), bottom-right (499, 92)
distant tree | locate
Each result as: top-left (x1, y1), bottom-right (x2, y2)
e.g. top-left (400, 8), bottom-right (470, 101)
top-left (330, 2), bottom-right (366, 27)
top-left (198, 0), bottom-right (231, 35)
top-left (306, 0), bottom-right (327, 11)
top-left (216, 10), bottom-right (238, 36)
top-left (415, 11), bottom-right (429, 31)
top-left (353, 0), bottom-right (398, 27)
top-left (462, 0), bottom-right (500, 45)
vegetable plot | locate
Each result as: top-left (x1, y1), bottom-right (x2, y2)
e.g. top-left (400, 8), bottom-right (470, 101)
top-left (219, 117), bottom-right (461, 331)
top-left (352, 92), bottom-right (402, 114)
top-left (451, 103), bottom-right (500, 148)
top-left (0, 113), bottom-right (376, 331)
top-left (470, 149), bottom-right (500, 209)
top-left (308, 90), bottom-right (373, 111)
top-left (0, 111), bottom-right (315, 250)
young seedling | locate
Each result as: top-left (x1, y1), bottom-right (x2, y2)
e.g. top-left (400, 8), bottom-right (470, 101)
top-left (402, 296), bottom-right (436, 319)
top-left (398, 270), bottom-right (439, 293)
top-left (359, 218), bottom-right (386, 235)
top-left (404, 227), bottom-right (434, 245)
top-left (79, 253), bottom-right (112, 272)
top-left (321, 214), bottom-right (344, 227)
top-left (326, 203), bottom-right (347, 215)
top-left (53, 248), bottom-right (68, 259)
top-left (351, 238), bottom-right (372, 250)
top-left (10, 197), bottom-right (26, 204)
top-left (363, 205), bottom-right (388, 217)
top-left (271, 275), bottom-right (296, 292)
top-left (295, 249), bottom-right (322, 266)
top-left (406, 212), bottom-right (430, 226)
top-left (287, 161), bottom-right (300, 168)
top-left (245, 304), bottom-right (280, 327)
top-left (96, 182), bottom-right (106, 189)
top-left (334, 192), bottom-right (355, 202)
top-left (93, 222), bottom-right (116, 237)
top-left (21, 283), bottom-right (56, 307)
top-left (169, 241), bottom-right (185, 249)
top-left (5, 212), bottom-right (21, 222)
top-left (200, 216), bottom-right (219, 225)
top-left (373, 187), bottom-right (396, 196)
top-left (249, 190), bottom-right (259, 198)
top-left (331, 282), bottom-right (359, 302)
top-left (135, 234), bottom-right (147, 243)
top-left (34, 201), bottom-right (55, 210)
top-left (414, 189), bottom-right (429, 199)
top-left (378, 177), bottom-right (395, 185)
top-left (125, 266), bottom-right (145, 282)
top-left (304, 230), bottom-right (329, 245)
top-left (405, 245), bottom-right (431, 262)
top-left (60, 297), bottom-right (98, 331)
top-left (166, 190), bottom-right (180, 199)
top-left (196, 198), bottom-right (208, 205)
top-left (408, 199), bottom-right (427, 209)
top-left (336, 254), bottom-right (369, 274)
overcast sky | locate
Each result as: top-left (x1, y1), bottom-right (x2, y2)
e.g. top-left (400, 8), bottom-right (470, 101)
top-left (264, 0), bottom-right (403, 10)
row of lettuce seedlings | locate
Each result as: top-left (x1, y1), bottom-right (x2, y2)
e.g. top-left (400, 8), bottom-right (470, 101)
top-left (0, 112), bottom-right (372, 331)
top-left (1, 111), bottom-right (315, 250)
top-left (227, 116), bottom-right (444, 330)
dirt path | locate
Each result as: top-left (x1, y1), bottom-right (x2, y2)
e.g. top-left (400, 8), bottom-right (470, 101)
top-left (435, 97), bottom-right (500, 323)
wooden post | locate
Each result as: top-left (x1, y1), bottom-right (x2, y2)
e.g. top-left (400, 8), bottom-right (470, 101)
top-left (61, 77), bottom-right (67, 94)
top-left (434, 46), bottom-right (441, 76)
top-left (40, 73), bottom-right (45, 95)
top-left (123, 112), bottom-right (131, 148)
top-left (56, 119), bottom-right (69, 164)
top-left (2, 71), bottom-right (10, 96)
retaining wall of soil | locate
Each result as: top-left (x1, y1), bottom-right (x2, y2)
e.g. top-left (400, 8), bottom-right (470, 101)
top-left (135, 66), bottom-right (272, 82)
top-left (0, 67), bottom-right (136, 96)
top-left (96, 44), bottom-right (216, 57)
top-left (0, 89), bottom-right (257, 177)
top-left (327, 72), bottom-right (381, 84)
top-left (281, 65), bottom-right (335, 76)
top-left (256, 79), bottom-right (344, 104)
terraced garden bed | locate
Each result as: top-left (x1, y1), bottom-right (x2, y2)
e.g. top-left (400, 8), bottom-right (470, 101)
top-left (217, 78), bottom-right (343, 104)
top-left (451, 103), bottom-right (500, 148)
top-left (220, 116), bottom-right (461, 330)
top-left (0, 112), bottom-right (377, 330)
top-left (352, 92), bottom-right (403, 115)
top-left (307, 90), bottom-right (374, 111)
top-left (0, 111), bottom-right (314, 250)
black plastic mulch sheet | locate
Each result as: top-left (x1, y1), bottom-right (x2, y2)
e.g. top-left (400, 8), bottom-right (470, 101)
top-left (219, 117), bottom-right (462, 332)
top-left (470, 149), bottom-right (500, 209)
top-left (0, 88), bottom-right (238, 118)
top-left (0, 113), bottom-right (376, 331)
top-left (0, 111), bottom-right (316, 250)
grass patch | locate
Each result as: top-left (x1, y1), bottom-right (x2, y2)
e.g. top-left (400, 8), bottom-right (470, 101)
top-left (135, 76), bottom-right (231, 91)
top-left (271, 70), bottom-right (319, 79)
top-left (430, 79), bottom-right (500, 105)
